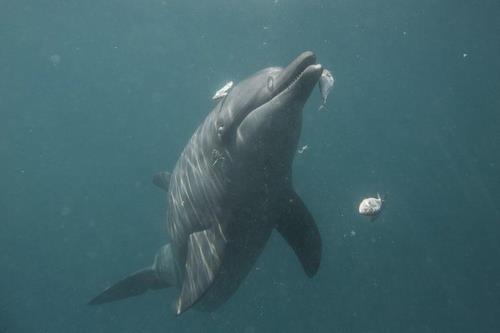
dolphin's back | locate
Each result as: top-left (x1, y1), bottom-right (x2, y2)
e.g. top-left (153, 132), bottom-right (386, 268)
top-left (167, 109), bottom-right (231, 276)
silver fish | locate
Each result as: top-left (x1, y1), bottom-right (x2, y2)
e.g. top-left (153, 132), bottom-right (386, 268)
top-left (212, 81), bottom-right (234, 100)
top-left (318, 69), bottom-right (334, 110)
top-left (358, 193), bottom-right (385, 221)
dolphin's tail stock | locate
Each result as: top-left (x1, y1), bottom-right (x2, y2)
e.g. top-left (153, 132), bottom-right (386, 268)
top-left (88, 244), bottom-right (177, 305)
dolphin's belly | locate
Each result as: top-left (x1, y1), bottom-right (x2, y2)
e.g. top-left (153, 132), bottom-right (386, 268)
top-left (193, 189), bottom-right (283, 311)
top-left (195, 217), bottom-right (274, 312)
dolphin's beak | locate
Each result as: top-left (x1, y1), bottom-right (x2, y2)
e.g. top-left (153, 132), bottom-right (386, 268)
top-left (271, 51), bottom-right (323, 105)
top-left (273, 51), bottom-right (318, 94)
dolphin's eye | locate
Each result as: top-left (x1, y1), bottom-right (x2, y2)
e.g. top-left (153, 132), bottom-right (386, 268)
top-left (267, 76), bottom-right (274, 91)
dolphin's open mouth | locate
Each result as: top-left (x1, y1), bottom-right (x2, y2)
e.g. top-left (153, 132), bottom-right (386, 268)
top-left (275, 63), bottom-right (323, 99)
top-left (266, 51), bottom-right (323, 107)
top-left (273, 51), bottom-right (318, 94)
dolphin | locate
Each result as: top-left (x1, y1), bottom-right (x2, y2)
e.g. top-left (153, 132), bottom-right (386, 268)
top-left (89, 51), bottom-right (323, 315)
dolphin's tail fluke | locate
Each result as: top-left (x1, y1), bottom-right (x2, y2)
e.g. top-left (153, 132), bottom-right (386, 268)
top-left (88, 267), bottom-right (167, 305)
top-left (88, 244), bottom-right (176, 305)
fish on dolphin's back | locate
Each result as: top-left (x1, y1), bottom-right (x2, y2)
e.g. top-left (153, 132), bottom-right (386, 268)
top-left (89, 51), bottom-right (324, 316)
top-left (212, 81), bottom-right (234, 100)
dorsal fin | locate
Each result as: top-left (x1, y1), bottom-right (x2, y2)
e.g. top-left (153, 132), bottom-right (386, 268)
top-left (152, 171), bottom-right (171, 191)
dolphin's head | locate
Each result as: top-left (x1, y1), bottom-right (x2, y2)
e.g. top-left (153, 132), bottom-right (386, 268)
top-left (215, 51), bottom-right (322, 169)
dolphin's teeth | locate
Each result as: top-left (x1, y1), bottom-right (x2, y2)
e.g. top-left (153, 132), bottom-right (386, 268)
top-left (285, 64), bottom-right (315, 92)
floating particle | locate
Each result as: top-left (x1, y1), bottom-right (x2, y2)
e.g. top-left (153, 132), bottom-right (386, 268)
top-left (297, 145), bottom-right (309, 154)
top-left (49, 54), bottom-right (61, 66)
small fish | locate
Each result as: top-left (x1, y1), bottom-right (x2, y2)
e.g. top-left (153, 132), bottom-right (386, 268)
top-left (358, 193), bottom-right (384, 220)
top-left (212, 81), bottom-right (234, 100)
top-left (318, 69), bottom-right (334, 110)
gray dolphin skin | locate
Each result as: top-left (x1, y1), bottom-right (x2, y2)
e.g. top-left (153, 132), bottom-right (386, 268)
top-left (89, 51), bottom-right (323, 315)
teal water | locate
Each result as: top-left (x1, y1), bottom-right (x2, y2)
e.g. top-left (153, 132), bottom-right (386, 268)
top-left (1, 1), bottom-right (500, 332)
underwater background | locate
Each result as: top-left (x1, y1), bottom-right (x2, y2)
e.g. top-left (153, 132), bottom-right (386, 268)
top-left (1, 0), bottom-right (500, 332)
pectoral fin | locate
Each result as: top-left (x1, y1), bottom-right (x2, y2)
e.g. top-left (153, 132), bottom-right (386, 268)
top-left (175, 226), bottom-right (226, 315)
top-left (276, 191), bottom-right (322, 277)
